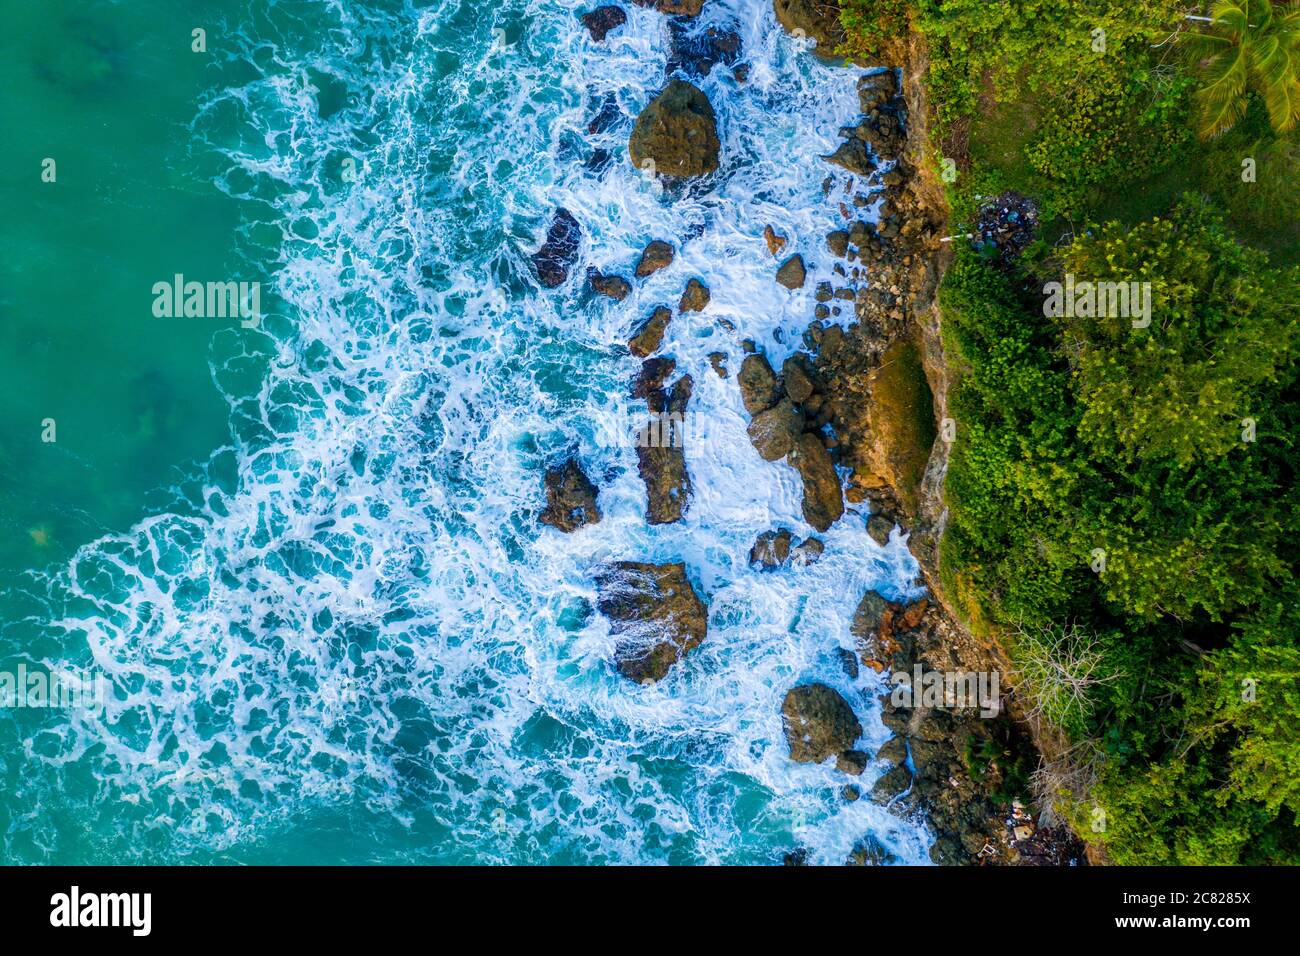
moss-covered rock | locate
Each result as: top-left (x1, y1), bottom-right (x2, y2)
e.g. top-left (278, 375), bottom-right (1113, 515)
top-left (628, 80), bottom-right (720, 180)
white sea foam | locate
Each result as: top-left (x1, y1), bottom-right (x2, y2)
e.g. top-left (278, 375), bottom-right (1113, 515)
top-left (19, 0), bottom-right (931, 864)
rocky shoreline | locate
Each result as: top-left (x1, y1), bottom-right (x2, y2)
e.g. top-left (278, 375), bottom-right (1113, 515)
top-left (543, 0), bottom-right (1083, 864)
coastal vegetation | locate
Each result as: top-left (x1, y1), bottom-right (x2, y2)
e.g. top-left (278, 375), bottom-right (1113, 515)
top-left (841, 0), bottom-right (1300, 863)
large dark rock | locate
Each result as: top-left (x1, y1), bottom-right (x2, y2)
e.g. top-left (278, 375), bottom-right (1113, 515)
top-left (539, 459), bottom-right (602, 533)
top-left (782, 683), bottom-right (862, 765)
top-left (773, 0), bottom-right (846, 55)
top-left (823, 138), bottom-right (875, 176)
top-left (580, 6), bottom-right (627, 42)
top-left (629, 80), bottom-right (720, 180)
top-left (790, 431), bottom-right (844, 531)
top-left (782, 354), bottom-right (817, 403)
top-left (594, 561), bottom-right (709, 682)
top-left (531, 208), bottom-right (582, 288)
top-left (747, 397), bottom-right (803, 461)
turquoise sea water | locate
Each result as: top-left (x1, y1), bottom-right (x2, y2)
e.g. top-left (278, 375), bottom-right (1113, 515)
top-left (1, 0), bottom-right (930, 864)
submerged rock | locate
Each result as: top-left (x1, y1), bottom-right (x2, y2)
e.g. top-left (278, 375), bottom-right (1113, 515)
top-left (539, 459), bottom-right (602, 532)
top-left (790, 536), bottom-right (824, 566)
top-left (750, 531), bottom-right (823, 570)
top-left (635, 239), bottom-right (675, 277)
top-left (593, 561), bottom-right (709, 682)
top-left (763, 224), bottom-right (787, 257)
top-left (531, 208), bottom-right (582, 288)
top-left (782, 683), bottom-right (862, 765)
top-left (580, 6), bottom-right (627, 42)
top-left (628, 79), bottom-right (720, 180)
top-left (790, 431), bottom-right (844, 532)
top-left (666, 19), bottom-right (742, 78)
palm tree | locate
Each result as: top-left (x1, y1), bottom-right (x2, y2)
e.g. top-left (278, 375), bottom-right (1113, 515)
top-left (1187, 0), bottom-right (1300, 137)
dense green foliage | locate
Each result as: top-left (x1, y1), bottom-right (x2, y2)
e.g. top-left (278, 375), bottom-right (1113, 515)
top-left (840, 0), bottom-right (1300, 864)
top-left (941, 200), bottom-right (1300, 864)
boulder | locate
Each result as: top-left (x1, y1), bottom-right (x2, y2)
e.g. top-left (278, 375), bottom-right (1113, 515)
top-left (632, 356), bottom-right (676, 401)
top-left (531, 208), bottom-right (582, 288)
top-left (749, 530), bottom-right (793, 570)
top-left (635, 240), bottom-right (675, 278)
top-left (708, 352), bottom-right (728, 378)
top-left (580, 6), bottom-right (627, 42)
top-left (782, 683), bottom-right (862, 764)
top-left (593, 561), bottom-right (708, 682)
top-left (781, 355), bottom-right (817, 404)
top-left (629, 307), bottom-right (672, 357)
top-left (866, 513), bottom-right (893, 546)
top-left (776, 254), bottom-right (806, 290)
top-left (678, 278), bottom-right (710, 312)
top-left (628, 80), bottom-right (720, 180)
top-left (790, 431), bottom-right (844, 531)
top-left (588, 269), bottom-right (631, 301)
top-left (747, 397), bottom-right (803, 461)
top-left (836, 749), bottom-right (870, 775)
top-left (737, 353), bottom-right (781, 415)
top-left (539, 459), bottom-right (602, 532)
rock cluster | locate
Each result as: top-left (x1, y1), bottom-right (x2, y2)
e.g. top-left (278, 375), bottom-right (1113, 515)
top-left (737, 352), bottom-right (844, 532)
top-left (666, 19), bottom-right (742, 79)
top-left (854, 589), bottom-right (1082, 865)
